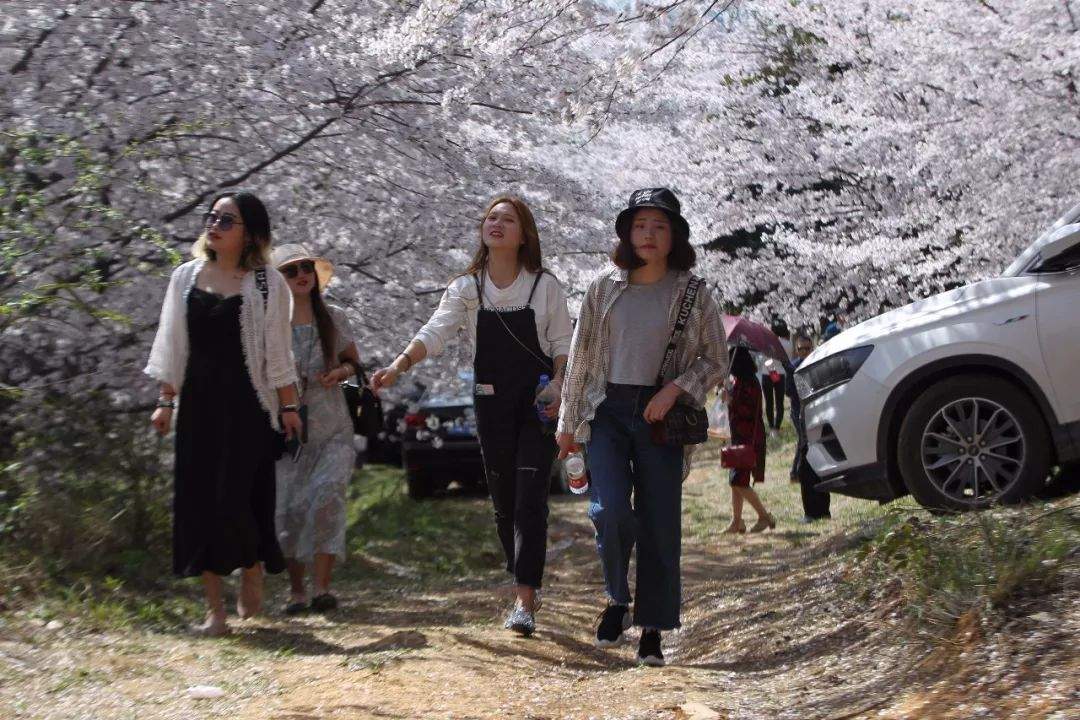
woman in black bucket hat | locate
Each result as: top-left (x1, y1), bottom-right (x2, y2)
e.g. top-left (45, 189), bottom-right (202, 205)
top-left (557, 187), bottom-right (728, 666)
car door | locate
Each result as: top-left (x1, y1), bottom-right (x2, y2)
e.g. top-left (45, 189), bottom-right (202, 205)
top-left (1034, 241), bottom-right (1080, 423)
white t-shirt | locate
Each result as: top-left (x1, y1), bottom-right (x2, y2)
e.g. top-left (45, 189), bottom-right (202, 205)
top-left (412, 269), bottom-right (574, 361)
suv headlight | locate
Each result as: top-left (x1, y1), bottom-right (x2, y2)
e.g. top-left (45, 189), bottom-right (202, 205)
top-left (795, 345), bottom-right (874, 400)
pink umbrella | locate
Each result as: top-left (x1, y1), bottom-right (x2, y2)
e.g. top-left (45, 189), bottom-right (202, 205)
top-left (722, 315), bottom-right (789, 367)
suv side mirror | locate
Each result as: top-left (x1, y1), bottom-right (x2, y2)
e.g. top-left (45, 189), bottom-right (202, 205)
top-left (1032, 224), bottom-right (1080, 273)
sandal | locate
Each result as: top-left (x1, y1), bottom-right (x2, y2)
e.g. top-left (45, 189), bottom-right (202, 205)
top-left (283, 600), bottom-right (308, 616)
top-left (310, 593), bottom-right (338, 612)
top-left (722, 519), bottom-right (747, 534)
top-left (191, 608), bottom-right (229, 637)
top-left (750, 513), bottom-right (777, 533)
top-left (237, 564), bottom-right (264, 619)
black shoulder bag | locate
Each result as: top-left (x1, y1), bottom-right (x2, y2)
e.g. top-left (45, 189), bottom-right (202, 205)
top-left (343, 367), bottom-right (384, 437)
top-left (649, 276), bottom-right (710, 447)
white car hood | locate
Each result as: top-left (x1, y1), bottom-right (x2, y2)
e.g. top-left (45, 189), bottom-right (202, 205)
top-left (806, 276), bottom-right (1034, 363)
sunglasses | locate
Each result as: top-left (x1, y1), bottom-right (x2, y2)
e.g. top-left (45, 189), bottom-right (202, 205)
top-left (203, 211), bottom-right (244, 231)
top-left (281, 260), bottom-right (316, 279)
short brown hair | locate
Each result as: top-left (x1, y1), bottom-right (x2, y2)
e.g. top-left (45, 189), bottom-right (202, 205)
top-left (611, 209), bottom-right (696, 270)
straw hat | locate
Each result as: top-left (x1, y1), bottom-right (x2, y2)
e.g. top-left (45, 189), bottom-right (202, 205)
top-left (271, 243), bottom-right (334, 289)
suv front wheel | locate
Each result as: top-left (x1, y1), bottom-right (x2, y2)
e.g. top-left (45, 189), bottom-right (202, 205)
top-left (897, 375), bottom-right (1050, 511)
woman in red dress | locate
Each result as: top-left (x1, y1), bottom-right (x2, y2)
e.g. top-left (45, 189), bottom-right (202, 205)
top-left (724, 346), bottom-right (776, 533)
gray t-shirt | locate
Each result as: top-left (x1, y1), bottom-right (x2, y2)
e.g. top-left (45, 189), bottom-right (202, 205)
top-left (607, 271), bottom-right (677, 386)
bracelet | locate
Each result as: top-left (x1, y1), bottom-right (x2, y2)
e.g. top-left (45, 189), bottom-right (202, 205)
top-left (395, 352), bottom-right (413, 373)
top-left (156, 398), bottom-right (175, 409)
top-left (281, 404), bottom-right (300, 414)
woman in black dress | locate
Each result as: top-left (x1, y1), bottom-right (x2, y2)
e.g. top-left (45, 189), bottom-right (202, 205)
top-left (146, 191), bottom-right (302, 636)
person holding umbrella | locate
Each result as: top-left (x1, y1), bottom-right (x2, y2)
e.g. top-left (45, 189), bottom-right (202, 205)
top-left (718, 316), bottom-right (785, 534)
top-left (723, 345), bottom-right (776, 533)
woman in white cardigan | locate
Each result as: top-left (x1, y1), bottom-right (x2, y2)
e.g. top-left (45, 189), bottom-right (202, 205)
top-left (145, 191), bottom-right (302, 636)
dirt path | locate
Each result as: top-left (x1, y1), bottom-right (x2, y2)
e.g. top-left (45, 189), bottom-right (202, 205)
top-left (3, 464), bottom-right (1077, 719)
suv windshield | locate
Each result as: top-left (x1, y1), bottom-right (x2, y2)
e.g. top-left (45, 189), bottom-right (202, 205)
top-left (1002, 201), bottom-right (1080, 276)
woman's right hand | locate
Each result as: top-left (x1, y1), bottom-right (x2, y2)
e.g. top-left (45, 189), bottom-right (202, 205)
top-left (556, 432), bottom-right (579, 460)
top-left (370, 366), bottom-right (399, 391)
top-left (151, 407), bottom-right (173, 436)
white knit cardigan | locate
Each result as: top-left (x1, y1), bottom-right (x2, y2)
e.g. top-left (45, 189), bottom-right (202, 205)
top-left (144, 258), bottom-right (298, 431)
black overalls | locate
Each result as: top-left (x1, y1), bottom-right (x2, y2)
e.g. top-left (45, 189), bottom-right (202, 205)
top-left (472, 270), bottom-right (557, 589)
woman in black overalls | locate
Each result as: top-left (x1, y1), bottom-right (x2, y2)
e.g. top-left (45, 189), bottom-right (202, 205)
top-left (372, 195), bottom-right (574, 637)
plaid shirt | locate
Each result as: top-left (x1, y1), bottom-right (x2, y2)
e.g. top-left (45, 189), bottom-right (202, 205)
top-left (557, 267), bottom-right (729, 443)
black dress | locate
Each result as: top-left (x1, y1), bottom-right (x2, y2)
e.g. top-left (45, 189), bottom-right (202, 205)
top-left (173, 287), bottom-right (286, 577)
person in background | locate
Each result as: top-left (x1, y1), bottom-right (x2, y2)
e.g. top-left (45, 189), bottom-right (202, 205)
top-left (146, 191), bottom-right (301, 636)
top-left (787, 332), bottom-right (831, 522)
top-left (760, 320), bottom-right (792, 437)
top-left (822, 319), bottom-right (842, 341)
top-left (273, 244), bottom-right (361, 615)
top-left (724, 345), bottom-right (775, 534)
top-left (371, 195), bottom-right (573, 637)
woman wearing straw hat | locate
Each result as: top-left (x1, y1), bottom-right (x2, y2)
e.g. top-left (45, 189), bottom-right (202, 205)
top-left (272, 243), bottom-right (362, 614)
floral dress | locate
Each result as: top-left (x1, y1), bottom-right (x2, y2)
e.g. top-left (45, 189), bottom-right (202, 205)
top-left (275, 306), bottom-right (357, 562)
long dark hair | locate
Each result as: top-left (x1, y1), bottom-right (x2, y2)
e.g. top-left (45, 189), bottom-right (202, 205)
top-left (192, 191), bottom-right (272, 270)
top-left (310, 287), bottom-right (338, 370)
top-left (729, 346), bottom-right (758, 381)
top-left (461, 195), bottom-right (543, 278)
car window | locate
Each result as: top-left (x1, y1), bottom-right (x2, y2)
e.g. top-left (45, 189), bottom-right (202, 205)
top-left (1034, 242), bottom-right (1080, 273)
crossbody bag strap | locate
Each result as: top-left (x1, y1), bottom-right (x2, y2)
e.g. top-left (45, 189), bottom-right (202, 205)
top-left (655, 276), bottom-right (703, 386)
top-left (254, 267), bottom-right (269, 307)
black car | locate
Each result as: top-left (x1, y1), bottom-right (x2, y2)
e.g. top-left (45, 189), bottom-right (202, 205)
top-left (401, 392), bottom-right (576, 500)
top-left (401, 394), bottom-right (485, 499)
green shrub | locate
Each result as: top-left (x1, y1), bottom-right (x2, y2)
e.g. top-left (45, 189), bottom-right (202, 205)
top-left (1, 392), bottom-right (171, 584)
top-left (855, 501), bottom-right (1080, 634)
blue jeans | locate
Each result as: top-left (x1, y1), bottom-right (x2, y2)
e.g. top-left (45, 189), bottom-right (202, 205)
top-left (586, 384), bottom-right (685, 630)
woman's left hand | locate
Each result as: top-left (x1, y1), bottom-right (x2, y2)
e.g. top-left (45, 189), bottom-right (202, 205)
top-left (281, 409), bottom-right (304, 440)
top-left (542, 377), bottom-right (562, 419)
top-left (643, 382), bottom-right (682, 423)
top-left (316, 366), bottom-right (350, 388)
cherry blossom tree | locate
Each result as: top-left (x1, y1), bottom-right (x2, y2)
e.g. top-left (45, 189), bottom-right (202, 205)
top-left (543, 0), bottom-right (1080, 330)
top-left (0, 0), bottom-right (725, 402)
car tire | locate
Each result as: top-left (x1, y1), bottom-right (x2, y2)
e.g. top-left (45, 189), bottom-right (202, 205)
top-left (406, 466), bottom-right (436, 500)
top-left (897, 374), bottom-right (1050, 511)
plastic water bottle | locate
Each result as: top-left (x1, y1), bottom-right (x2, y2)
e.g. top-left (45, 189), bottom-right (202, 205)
top-left (564, 452), bottom-right (589, 495)
top-left (535, 374), bottom-right (558, 434)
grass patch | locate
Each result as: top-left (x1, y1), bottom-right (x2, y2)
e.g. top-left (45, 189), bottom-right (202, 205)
top-left (0, 556), bottom-right (202, 632)
top-left (853, 499), bottom-right (1080, 634)
top-left (688, 424), bottom-right (919, 539)
top-left (344, 464), bottom-right (503, 582)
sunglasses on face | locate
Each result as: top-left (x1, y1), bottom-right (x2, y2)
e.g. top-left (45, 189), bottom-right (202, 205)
top-left (203, 211), bottom-right (244, 231)
top-left (281, 260), bottom-right (316, 279)
top-left (797, 345), bottom-right (813, 354)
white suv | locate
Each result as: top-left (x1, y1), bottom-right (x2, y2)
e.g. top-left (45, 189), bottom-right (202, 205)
top-left (796, 204), bottom-right (1080, 510)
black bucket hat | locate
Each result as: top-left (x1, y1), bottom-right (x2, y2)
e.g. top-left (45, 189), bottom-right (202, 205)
top-left (615, 187), bottom-right (691, 244)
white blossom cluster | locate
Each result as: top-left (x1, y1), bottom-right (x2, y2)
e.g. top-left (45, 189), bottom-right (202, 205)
top-left (543, 0), bottom-right (1080, 329)
top-left (1, 0), bottom-right (1076, 409)
top-left (0, 0), bottom-right (715, 402)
